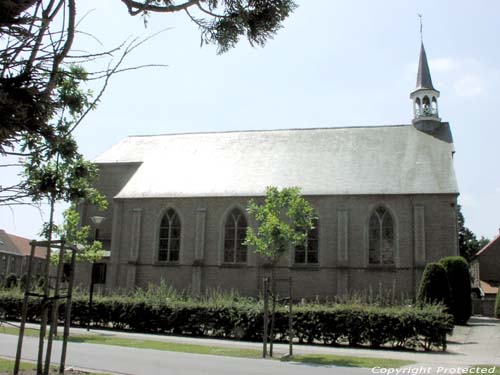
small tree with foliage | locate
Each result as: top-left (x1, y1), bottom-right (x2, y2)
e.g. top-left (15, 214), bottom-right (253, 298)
top-left (244, 186), bottom-right (315, 356)
top-left (417, 262), bottom-right (453, 313)
top-left (244, 186), bottom-right (316, 273)
top-left (440, 256), bottom-right (472, 325)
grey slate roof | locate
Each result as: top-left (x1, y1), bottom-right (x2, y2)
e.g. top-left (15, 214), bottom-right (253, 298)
top-left (95, 124), bottom-right (458, 199)
top-left (416, 43), bottom-right (437, 91)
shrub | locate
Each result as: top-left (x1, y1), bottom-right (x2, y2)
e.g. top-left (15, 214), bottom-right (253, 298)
top-left (417, 262), bottom-right (453, 312)
top-left (5, 273), bottom-right (18, 289)
top-left (0, 289), bottom-right (453, 351)
top-left (440, 256), bottom-right (472, 325)
top-left (495, 287), bottom-right (500, 319)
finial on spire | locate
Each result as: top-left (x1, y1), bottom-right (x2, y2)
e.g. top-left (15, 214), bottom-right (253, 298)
top-left (418, 13), bottom-right (423, 43)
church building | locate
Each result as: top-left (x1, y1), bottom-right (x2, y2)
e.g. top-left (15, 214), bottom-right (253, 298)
top-left (82, 43), bottom-right (459, 299)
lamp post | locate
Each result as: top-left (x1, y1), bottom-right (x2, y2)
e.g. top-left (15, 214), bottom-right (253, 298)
top-left (87, 216), bottom-right (105, 331)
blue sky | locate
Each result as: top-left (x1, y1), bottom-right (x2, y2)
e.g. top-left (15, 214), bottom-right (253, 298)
top-left (1, 0), bottom-right (499, 240)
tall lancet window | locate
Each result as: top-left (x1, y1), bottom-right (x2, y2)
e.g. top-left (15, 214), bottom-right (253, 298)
top-left (295, 218), bottom-right (319, 264)
top-left (368, 206), bottom-right (395, 265)
top-left (223, 208), bottom-right (248, 263)
top-left (158, 209), bottom-right (181, 262)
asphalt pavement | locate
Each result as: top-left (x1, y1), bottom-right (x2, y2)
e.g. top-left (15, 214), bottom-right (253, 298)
top-left (0, 316), bottom-right (499, 374)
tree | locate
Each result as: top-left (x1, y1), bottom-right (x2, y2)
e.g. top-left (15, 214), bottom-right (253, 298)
top-left (458, 205), bottom-right (490, 262)
top-left (244, 186), bottom-right (316, 269)
top-left (244, 186), bottom-right (315, 357)
top-left (417, 262), bottom-right (453, 313)
top-left (440, 256), bottom-right (472, 325)
top-left (0, 0), bottom-right (297, 155)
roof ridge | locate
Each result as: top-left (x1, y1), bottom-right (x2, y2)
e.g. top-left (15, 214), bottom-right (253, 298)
top-left (126, 124), bottom-right (412, 138)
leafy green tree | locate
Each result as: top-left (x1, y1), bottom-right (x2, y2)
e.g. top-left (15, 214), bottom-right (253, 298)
top-left (244, 186), bottom-right (316, 269)
top-left (417, 262), bottom-right (453, 313)
top-left (48, 207), bottom-right (106, 263)
top-left (20, 64), bottom-right (107, 260)
top-left (458, 205), bottom-right (490, 262)
top-left (440, 256), bottom-right (472, 325)
top-left (0, 0), bottom-right (297, 156)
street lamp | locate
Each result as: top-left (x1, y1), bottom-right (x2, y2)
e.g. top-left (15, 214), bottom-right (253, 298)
top-left (87, 216), bottom-right (105, 331)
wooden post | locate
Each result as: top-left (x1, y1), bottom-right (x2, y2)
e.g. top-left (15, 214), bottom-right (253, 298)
top-left (44, 240), bottom-right (65, 375)
top-left (38, 241), bottom-right (53, 375)
top-left (59, 244), bottom-right (77, 374)
top-left (14, 242), bottom-right (36, 375)
top-left (262, 277), bottom-right (269, 358)
top-left (288, 276), bottom-right (293, 356)
top-left (87, 263), bottom-right (95, 331)
top-left (269, 276), bottom-right (276, 358)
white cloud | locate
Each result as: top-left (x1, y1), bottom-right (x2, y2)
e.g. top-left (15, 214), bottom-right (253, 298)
top-left (458, 193), bottom-right (479, 209)
top-left (429, 58), bottom-right (458, 73)
top-left (453, 75), bottom-right (483, 97)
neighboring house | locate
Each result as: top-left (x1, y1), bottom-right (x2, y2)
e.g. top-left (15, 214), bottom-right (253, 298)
top-left (80, 43), bottom-right (460, 299)
top-left (0, 229), bottom-right (47, 279)
top-left (0, 229), bottom-right (24, 278)
top-left (471, 229), bottom-right (500, 298)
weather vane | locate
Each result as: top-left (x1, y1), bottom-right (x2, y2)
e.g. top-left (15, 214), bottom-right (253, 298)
top-left (417, 13), bottom-right (423, 42)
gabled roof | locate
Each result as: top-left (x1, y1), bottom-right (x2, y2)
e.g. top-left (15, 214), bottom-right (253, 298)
top-left (415, 43), bottom-right (437, 91)
top-left (95, 125), bottom-right (458, 199)
top-left (0, 230), bottom-right (23, 256)
top-left (0, 230), bottom-right (46, 258)
top-left (476, 230), bottom-right (500, 257)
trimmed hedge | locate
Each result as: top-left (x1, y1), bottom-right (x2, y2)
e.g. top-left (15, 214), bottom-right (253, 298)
top-left (0, 290), bottom-right (453, 351)
top-left (417, 262), bottom-right (453, 312)
top-left (440, 256), bottom-right (472, 325)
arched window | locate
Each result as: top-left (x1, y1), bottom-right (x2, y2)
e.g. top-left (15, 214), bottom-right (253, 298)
top-left (431, 96), bottom-right (438, 114)
top-left (368, 206), bottom-right (394, 265)
top-left (415, 97), bottom-right (421, 116)
top-left (295, 219), bottom-right (319, 264)
top-left (223, 208), bottom-right (248, 263)
top-left (158, 209), bottom-right (181, 262)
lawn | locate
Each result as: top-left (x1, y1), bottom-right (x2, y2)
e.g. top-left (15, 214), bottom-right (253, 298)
top-left (0, 357), bottom-right (110, 375)
top-left (471, 366), bottom-right (500, 375)
top-left (281, 354), bottom-right (415, 368)
top-left (2, 326), bottom-right (416, 369)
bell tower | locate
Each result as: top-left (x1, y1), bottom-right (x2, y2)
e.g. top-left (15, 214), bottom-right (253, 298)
top-left (410, 42), bottom-right (441, 132)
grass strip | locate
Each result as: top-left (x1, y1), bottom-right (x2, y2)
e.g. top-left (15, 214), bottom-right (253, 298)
top-left (470, 366), bottom-right (500, 375)
top-left (281, 354), bottom-right (415, 368)
top-left (2, 326), bottom-right (417, 367)
top-left (0, 357), bottom-right (110, 375)
top-left (1, 326), bottom-right (262, 359)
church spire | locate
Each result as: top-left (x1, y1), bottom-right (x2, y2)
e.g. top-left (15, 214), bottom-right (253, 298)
top-left (410, 41), bottom-right (441, 131)
top-left (416, 43), bottom-right (435, 91)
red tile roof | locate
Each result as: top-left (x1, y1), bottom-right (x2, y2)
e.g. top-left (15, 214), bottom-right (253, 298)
top-left (1, 230), bottom-right (47, 259)
top-left (480, 280), bottom-right (499, 295)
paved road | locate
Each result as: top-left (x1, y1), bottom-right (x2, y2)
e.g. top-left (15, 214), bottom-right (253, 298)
top-left (0, 334), bottom-right (369, 375)
top-left (1, 316), bottom-right (499, 374)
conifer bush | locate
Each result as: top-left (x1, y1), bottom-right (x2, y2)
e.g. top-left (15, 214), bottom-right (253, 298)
top-left (440, 256), bottom-right (472, 325)
top-left (417, 262), bottom-right (453, 312)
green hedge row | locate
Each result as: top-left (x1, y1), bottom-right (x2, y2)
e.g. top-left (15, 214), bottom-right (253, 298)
top-left (0, 291), bottom-right (453, 351)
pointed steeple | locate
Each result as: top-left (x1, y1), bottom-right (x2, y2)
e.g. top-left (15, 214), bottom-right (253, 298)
top-left (410, 42), bottom-right (441, 131)
top-left (416, 43), bottom-right (435, 90)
